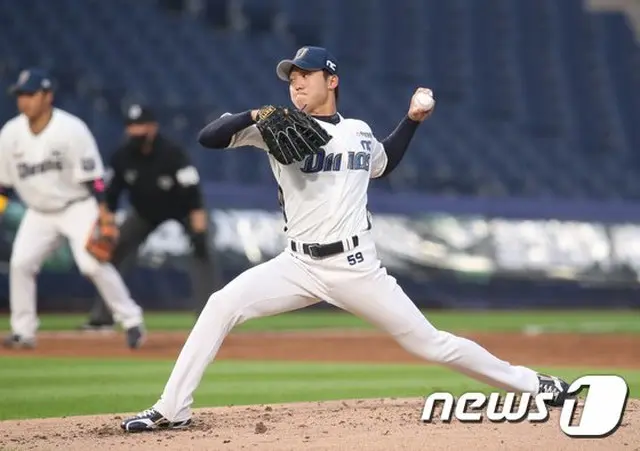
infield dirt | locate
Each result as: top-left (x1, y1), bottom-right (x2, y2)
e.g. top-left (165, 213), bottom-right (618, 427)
top-left (0, 329), bottom-right (638, 450)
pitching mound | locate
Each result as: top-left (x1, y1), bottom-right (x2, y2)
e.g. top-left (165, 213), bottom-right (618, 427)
top-left (1, 398), bottom-right (638, 450)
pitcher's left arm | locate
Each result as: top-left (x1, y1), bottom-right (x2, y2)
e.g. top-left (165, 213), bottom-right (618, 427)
top-left (370, 88), bottom-right (436, 178)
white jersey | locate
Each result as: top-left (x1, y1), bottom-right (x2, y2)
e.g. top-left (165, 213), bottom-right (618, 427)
top-left (0, 108), bottom-right (104, 212)
top-left (228, 114), bottom-right (388, 243)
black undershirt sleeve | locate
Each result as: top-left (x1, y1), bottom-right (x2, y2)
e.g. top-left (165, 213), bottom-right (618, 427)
top-left (197, 111), bottom-right (255, 149)
top-left (379, 116), bottom-right (420, 177)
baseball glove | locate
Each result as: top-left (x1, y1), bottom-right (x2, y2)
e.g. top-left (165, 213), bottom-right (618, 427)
top-left (85, 207), bottom-right (119, 263)
top-left (255, 105), bottom-right (332, 165)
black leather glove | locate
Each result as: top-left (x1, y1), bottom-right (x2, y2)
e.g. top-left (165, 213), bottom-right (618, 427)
top-left (255, 105), bottom-right (332, 165)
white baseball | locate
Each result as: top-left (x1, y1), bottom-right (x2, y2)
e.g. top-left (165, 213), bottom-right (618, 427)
top-left (414, 91), bottom-right (435, 110)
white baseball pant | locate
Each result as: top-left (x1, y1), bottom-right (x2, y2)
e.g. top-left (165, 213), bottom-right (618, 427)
top-left (9, 197), bottom-right (144, 339)
top-left (152, 230), bottom-right (540, 422)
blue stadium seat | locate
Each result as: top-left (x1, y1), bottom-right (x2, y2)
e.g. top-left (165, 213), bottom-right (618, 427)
top-left (0, 0), bottom-right (638, 199)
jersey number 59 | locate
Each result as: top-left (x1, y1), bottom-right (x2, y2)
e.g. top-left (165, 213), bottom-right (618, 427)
top-left (347, 252), bottom-right (364, 266)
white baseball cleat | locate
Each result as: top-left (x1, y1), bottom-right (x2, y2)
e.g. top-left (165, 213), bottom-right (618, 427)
top-left (121, 408), bottom-right (192, 432)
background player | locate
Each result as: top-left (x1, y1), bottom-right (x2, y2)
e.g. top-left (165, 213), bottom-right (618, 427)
top-left (121, 47), bottom-right (569, 432)
top-left (0, 68), bottom-right (146, 349)
top-left (80, 104), bottom-right (220, 330)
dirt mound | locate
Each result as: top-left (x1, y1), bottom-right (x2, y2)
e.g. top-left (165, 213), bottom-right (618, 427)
top-left (0, 398), bottom-right (637, 450)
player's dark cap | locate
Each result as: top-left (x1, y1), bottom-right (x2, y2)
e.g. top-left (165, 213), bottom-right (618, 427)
top-left (8, 68), bottom-right (54, 95)
top-left (124, 104), bottom-right (156, 125)
top-left (276, 46), bottom-right (339, 81)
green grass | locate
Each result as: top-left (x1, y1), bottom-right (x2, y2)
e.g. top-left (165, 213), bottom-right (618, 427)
top-left (0, 356), bottom-right (638, 420)
top-left (1, 309), bottom-right (639, 334)
top-left (0, 310), bottom-right (637, 421)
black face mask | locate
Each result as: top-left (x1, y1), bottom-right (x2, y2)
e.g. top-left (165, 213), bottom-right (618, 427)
top-left (127, 134), bottom-right (148, 151)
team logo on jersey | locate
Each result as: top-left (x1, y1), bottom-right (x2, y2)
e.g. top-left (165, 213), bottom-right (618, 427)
top-left (17, 159), bottom-right (63, 179)
top-left (300, 140), bottom-right (372, 174)
top-left (124, 169), bottom-right (137, 184)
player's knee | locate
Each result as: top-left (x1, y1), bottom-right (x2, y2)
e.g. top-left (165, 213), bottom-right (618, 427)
top-left (395, 327), bottom-right (456, 363)
top-left (203, 290), bottom-right (252, 327)
top-left (423, 330), bottom-right (459, 363)
top-left (77, 258), bottom-right (101, 278)
top-left (203, 291), bottom-right (235, 318)
top-left (9, 255), bottom-right (40, 275)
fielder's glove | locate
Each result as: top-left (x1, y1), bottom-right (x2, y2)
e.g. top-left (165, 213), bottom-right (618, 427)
top-left (255, 105), bottom-right (332, 165)
top-left (85, 207), bottom-right (119, 263)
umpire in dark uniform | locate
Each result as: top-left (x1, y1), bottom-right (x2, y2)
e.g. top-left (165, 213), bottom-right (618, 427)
top-left (81, 104), bottom-right (219, 329)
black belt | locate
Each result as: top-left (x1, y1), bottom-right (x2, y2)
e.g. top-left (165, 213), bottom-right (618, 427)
top-left (290, 235), bottom-right (360, 259)
top-left (32, 195), bottom-right (91, 214)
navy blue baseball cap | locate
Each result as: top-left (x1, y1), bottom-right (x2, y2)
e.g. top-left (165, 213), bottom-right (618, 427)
top-left (276, 46), bottom-right (339, 81)
top-left (9, 68), bottom-right (54, 95)
top-left (123, 104), bottom-right (156, 125)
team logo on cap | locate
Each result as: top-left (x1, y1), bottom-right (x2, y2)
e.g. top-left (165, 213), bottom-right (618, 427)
top-left (17, 70), bottom-right (30, 86)
top-left (128, 104), bottom-right (142, 120)
top-left (295, 47), bottom-right (309, 59)
top-left (326, 60), bottom-right (337, 71)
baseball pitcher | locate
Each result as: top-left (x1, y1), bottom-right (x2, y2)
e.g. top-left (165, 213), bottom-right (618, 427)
top-left (0, 68), bottom-right (145, 350)
top-left (121, 47), bottom-right (570, 432)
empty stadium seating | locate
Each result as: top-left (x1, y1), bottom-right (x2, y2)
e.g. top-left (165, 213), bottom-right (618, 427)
top-left (0, 0), bottom-right (638, 199)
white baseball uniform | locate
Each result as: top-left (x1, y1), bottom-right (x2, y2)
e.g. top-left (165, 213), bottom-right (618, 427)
top-left (152, 114), bottom-right (540, 421)
top-left (0, 108), bottom-right (144, 340)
